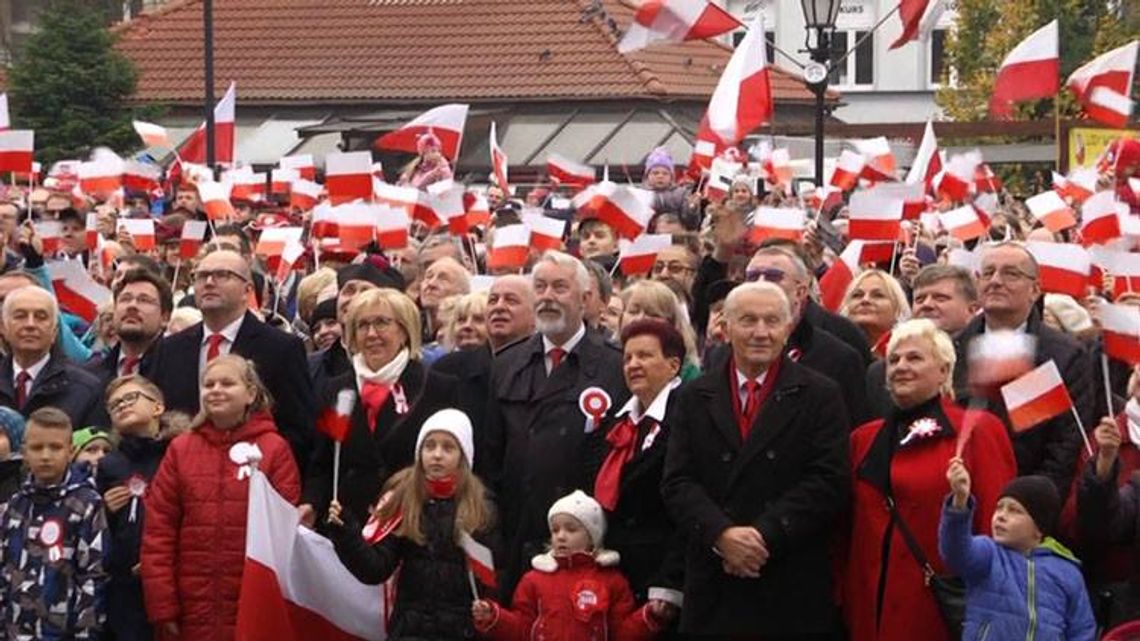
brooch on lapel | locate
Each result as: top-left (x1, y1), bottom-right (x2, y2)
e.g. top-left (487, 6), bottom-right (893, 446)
top-left (900, 417), bottom-right (941, 446)
top-left (579, 387), bottom-right (611, 434)
top-left (229, 442), bottom-right (263, 480)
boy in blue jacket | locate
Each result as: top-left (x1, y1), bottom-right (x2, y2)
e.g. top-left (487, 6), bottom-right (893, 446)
top-left (940, 458), bottom-right (1095, 641)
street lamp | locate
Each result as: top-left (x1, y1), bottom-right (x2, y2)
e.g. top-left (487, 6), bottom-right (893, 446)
top-left (800, 0), bottom-right (840, 187)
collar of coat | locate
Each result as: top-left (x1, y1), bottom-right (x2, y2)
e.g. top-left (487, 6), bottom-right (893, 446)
top-left (531, 549), bottom-right (621, 573)
top-left (857, 395), bottom-right (957, 496)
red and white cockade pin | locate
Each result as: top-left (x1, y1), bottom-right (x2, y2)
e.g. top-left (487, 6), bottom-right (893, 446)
top-left (39, 518), bottom-right (65, 563)
top-left (579, 387), bottom-right (612, 434)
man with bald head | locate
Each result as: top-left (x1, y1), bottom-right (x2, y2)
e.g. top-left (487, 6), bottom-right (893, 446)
top-left (150, 249), bottom-right (317, 465)
top-left (0, 286), bottom-right (102, 427)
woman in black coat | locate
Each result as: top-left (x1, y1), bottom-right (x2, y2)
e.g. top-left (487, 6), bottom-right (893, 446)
top-left (302, 288), bottom-right (460, 527)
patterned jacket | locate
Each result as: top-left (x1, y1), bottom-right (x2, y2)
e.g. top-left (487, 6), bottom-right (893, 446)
top-left (0, 466), bottom-right (108, 641)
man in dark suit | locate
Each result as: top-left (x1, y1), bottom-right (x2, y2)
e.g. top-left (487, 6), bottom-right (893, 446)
top-left (151, 249), bottom-right (316, 465)
top-left (0, 286), bottom-right (102, 428)
top-left (84, 268), bottom-right (170, 386)
top-left (485, 251), bottom-right (627, 591)
top-left (662, 281), bottom-right (849, 639)
top-left (953, 242), bottom-right (1091, 499)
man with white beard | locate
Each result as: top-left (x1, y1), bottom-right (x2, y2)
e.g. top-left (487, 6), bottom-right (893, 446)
top-left (485, 250), bottom-right (627, 594)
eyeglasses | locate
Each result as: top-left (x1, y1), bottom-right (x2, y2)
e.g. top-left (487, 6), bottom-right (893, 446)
top-left (652, 261), bottom-right (694, 276)
top-left (979, 266), bottom-right (1035, 283)
top-left (745, 267), bottom-right (787, 283)
top-left (192, 269), bottom-right (248, 284)
top-left (117, 293), bottom-right (160, 307)
top-left (355, 316), bottom-right (396, 334)
top-left (107, 390), bottom-right (156, 413)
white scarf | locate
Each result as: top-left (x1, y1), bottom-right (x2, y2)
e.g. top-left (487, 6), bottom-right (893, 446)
top-left (1126, 398), bottom-right (1140, 447)
top-left (353, 348), bottom-right (410, 390)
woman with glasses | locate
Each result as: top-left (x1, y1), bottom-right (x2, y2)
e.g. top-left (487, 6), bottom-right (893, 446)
top-left (841, 268), bottom-right (912, 358)
top-left (300, 288), bottom-right (461, 529)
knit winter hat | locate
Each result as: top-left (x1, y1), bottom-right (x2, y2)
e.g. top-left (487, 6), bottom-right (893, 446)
top-left (309, 297), bottom-right (338, 328)
top-left (1044, 294), bottom-right (1093, 335)
top-left (417, 131), bottom-right (442, 154)
top-left (336, 261), bottom-right (404, 291)
top-left (548, 490), bottom-right (606, 549)
top-left (999, 475), bottom-right (1060, 536)
top-left (72, 428), bottom-right (114, 456)
top-left (644, 146), bottom-right (674, 173)
top-left (415, 408), bottom-right (474, 468)
top-left (0, 407), bottom-right (26, 452)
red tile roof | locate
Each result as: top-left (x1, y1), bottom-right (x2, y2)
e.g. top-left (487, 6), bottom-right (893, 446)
top-left (114, 0), bottom-right (825, 105)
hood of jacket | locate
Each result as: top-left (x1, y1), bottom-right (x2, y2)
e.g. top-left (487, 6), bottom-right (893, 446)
top-left (18, 464), bottom-right (95, 503)
top-left (194, 410), bottom-right (278, 446)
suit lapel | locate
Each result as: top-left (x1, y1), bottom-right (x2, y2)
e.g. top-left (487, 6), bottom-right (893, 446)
top-left (727, 365), bottom-right (803, 488)
top-left (703, 371), bottom-right (744, 452)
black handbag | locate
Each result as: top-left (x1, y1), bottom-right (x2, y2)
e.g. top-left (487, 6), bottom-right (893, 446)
top-left (886, 495), bottom-right (966, 639)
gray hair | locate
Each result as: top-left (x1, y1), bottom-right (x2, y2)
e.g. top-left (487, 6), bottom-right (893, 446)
top-left (2, 285), bottom-right (59, 325)
top-left (752, 245), bottom-right (809, 281)
top-left (724, 281), bottom-right (792, 322)
top-left (533, 250), bottom-right (590, 292)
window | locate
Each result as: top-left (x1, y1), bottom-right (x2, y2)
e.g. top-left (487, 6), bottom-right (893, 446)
top-left (828, 30), bottom-right (874, 87)
top-left (731, 29), bottom-right (776, 64)
top-left (929, 29), bottom-right (948, 87)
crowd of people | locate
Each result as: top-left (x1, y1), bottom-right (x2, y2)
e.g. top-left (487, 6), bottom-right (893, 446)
top-left (0, 130), bottom-right (1138, 641)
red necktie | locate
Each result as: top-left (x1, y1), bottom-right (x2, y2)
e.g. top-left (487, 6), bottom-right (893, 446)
top-left (14, 371), bottom-right (30, 409)
top-left (360, 381), bottom-right (392, 433)
top-left (594, 416), bottom-right (640, 511)
top-left (205, 334), bottom-right (225, 362)
top-left (740, 380), bottom-right (762, 440)
top-left (121, 356), bottom-right (140, 376)
top-left (548, 347), bottom-right (566, 372)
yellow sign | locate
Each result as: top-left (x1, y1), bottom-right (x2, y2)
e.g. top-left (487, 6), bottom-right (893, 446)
top-left (1069, 127), bottom-right (1139, 169)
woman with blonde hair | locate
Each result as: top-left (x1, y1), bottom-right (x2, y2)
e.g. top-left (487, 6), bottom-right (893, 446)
top-left (841, 268), bottom-right (912, 356)
top-left (300, 288), bottom-right (460, 529)
top-left (440, 291), bottom-right (490, 352)
top-left (618, 279), bottom-right (701, 381)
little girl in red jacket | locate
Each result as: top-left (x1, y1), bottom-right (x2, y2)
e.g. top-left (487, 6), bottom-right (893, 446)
top-left (472, 490), bottom-right (675, 640)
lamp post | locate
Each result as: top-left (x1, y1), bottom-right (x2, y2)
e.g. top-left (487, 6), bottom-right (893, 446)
top-left (203, 0), bottom-right (215, 169)
top-left (800, 0), bottom-right (840, 187)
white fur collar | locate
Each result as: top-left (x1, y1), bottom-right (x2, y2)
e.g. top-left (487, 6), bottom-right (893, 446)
top-left (531, 549), bottom-right (621, 573)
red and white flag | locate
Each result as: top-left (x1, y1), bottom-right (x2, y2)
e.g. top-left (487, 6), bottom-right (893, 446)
top-left (848, 189), bottom-right (903, 241)
top-left (279, 154), bottom-right (316, 181)
top-left (459, 531), bottom-right (497, 589)
top-left (123, 160), bottom-right (162, 194)
top-left (310, 204), bottom-right (338, 239)
top-left (524, 214), bottom-right (567, 252)
top-left (255, 227), bottom-right (304, 258)
top-left (230, 171), bottom-right (267, 202)
top-left (617, 233), bottom-right (671, 276)
top-left (276, 241), bottom-right (306, 282)
top-left (750, 206), bottom-right (805, 242)
top-left (84, 214), bottom-right (98, 250)
top-left (78, 156), bottom-right (123, 197)
top-left (132, 121), bottom-right (170, 149)
top-left (1067, 41), bottom-right (1138, 128)
top-left (686, 132), bottom-right (719, 179)
top-left (763, 148), bottom-right (793, 187)
top-left (46, 259), bottom-right (111, 323)
top-left (487, 224), bottom-right (530, 270)
top-left (1102, 303), bottom-right (1140, 365)
top-left (574, 182), bottom-right (654, 240)
top-left (906, 121), bottom-right (943, 188)
top-left (1079, 190), bottom-right (1125, 246)
top-left (375, 206), bottom-right (411, 250)
top-left (890, 0), bottom-right (939, 50)
top-left (317, 389), bottom-right (356, 443)
top-left (0, 130), bottom-right (34, 173)
top-left (705, 14), bottom-right (772, 146)
top-left (989, 20), bottom-right (1059, 118)
top-left (271, 169), bottom-right (300, 195)
top-left (1055, 167), bottom-right (1099, 204)
top-left (290, 179), bottom-right (323, 212)
top-left (428, 180), bottom-right (469, 236)
top-left (830, 150), bottom-right (865, 192)
top-left (117, 218), bottom-right (156, 251)
top-left (1091, 247), bottom-right (1140, 297)
top-left (464, 191), bottom-right (491, 228)
top-left (180, 220), bottom-right (208, 260)
top-left (179, 82), bottom-right (236, 164)
top-left (617, 0), bottom-right (741, 53)
top-left (35, 221), bottom-right (62, 254)
top-left (326, 152), bottom-right (373, 205)
top-left (819, 241), bottom-right (866, 312)
top-left (853, 137), bottom-right (897, 182)
top-left (489, 121), bottom-right (508, 192)
top-left (1026, 190), bottom-right (1077, 232)
top-left (197, 180), bottom-right (236, 221)
top-left (1025, 241), bottom-right (1090, 298)
top-left (236, 470), bottom-right (385, 641)
top-left (374, 104), bottom-right (468, 161)
top-left (547, 154), bottom-right (595, 187)
top-left (935, 151), bottom-right (980, 202)
top-left (334, 203), bottom-right (379, 250)
top-left (703, 156), bottom-right (742, 203)
top-left (373, 180), bottom-right (437, 228)
top-left (1000, 360), bottom-right (1073, 433)
top-left (939, 205), bottom-right (988, 242)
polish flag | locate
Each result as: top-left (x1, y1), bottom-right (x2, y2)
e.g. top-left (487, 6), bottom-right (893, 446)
top-left (255, 227), bottom-right (304, 258)
top-left (703, 156), bottom-right (742, 203)
top-left (989, 20), bottom-right (1059, 118)
top-left (974, 164), bottom-right (1003, 194)
top-left (275, 241), bottom-right (306, 283)
top-left (935, 152), bottom-right (980, 202)
top-left (750, 207), bottom-right (805, 242)
top-left (819, 241), bottom-right (866, 312)
top-left (117, 218), bottom-right (156, 251)
top-left (428, 180), bottom-right (469, 236)
top-left (459, 531), bottom-right (497, 589)
top-left (525, 214), bottom-right (567, 252)
top-left (0, 130), bottom-right (34, 173)
top-left (802, 184), bottom-right (844, 213)
top-left (1026, 190), bottom-right (1077, 232)
top-left (1090, 247), bottom-right (1140, 297)
top-left (198, 180), bottom-right (236, 221)
top-left (180, 220), bottom-right (208, 260)
top-left (687, 134), bottom-right (719, 179)
top-left (890, 0), bottom-right (936, 50)
top-left (335, 203), bottom-right (379, 250)
top-left (464, 191), bottom-right (491, 228)
top-left (577, 182), bottom-right (654, 240)
top-left (230, 172), bottom-right (267, 202)
top-left (1102, 303), bottom-right (1140, 366)
top-left (848, 189), bottom-right (903, 241)
top-left (78, 156), bottom-right (123, 197)
top-left (1053, 168), bottom-right (1097, 204)
top-left (854, 137), bottom-right (897, 182)
top-left (271, 169), bottom-right (301, 195)
top-left (1067, 41), bottom-right (1138, 128)
top-left (374, 103), bottom-right (468, 161)
top-left (236, 470), bottom-right (385, 641)
top-left (326, 152), bottom-right (373, 205)
top-left (706, 14), bottom-right (772, 146)
top-left (0, 93), bottom-right (9, 130)
top-left (279, 154), bottom-right (317, 181)
top-left (179, 82), bottom-right (236, 165)
top-left (763, 148), bottom-right (793, 187)
top-left (84, 213), bottom-right (98, 250)
top-left (375, 206), bottom-right (411, 250)
top-left (617, 234), bottom-right (672, 276)
top-left (46, 259), bottom-right (111, 323)
top-left (35, 221), bottom-right (62, 254)
top-left (830, 150), bottom-right (865, 191)
top-left (547, 154), bottom-right (595, 188)
top-left (311, 204), bottom-right (338, 239)
top-left (1000, 360), bottom-right (1073, 433)
top-left (373, 180), bottom-right (438, 228)
top-left (123, 160), bottom-right (162, 193)
top-left (132, 121), bottom-right (170, 149)
top-left (1079, 190), bottom-right (1125, 245)
top-left (906, 121), bottom-right (943, 188)
top-left (290, 179), bottom-right (323, 211)
top-left (487, 224), bottom-right (530, 270)
top-left (1025, 241), bottom-right (1090, 298)
top-left (939, 205), bottom-right (988, 241)
top-left (876, 182), bottom-right (928, 220)
top-left (317, 389), bottom-right (356, 443)
top-left (489, 121), bottom-right (508, 192)
top-left (617, 0), bottom-right (741, 53)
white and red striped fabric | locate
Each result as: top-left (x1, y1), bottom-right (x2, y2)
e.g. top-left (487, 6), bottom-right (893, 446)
top-left (0, 130), bottom-right (34, 173)
top-left (290, 179), bottom-right (323, 212)
top-left (179, 82), bottom-right (236, 164)
top-left (1090, 247), bottom-right (1140, 297)
top-left (255, 227), bottom-right (304, 258)
top-left (935, 151), bottom-right (980, 202)
top-left (35, 221), bottom-right (61, 254)
top-left (180, 220), bottom-right (208, 260)
top-left (1079, 190), bottom-right (1125, 246)
top-left (750, 207), bottom-right (805, 242)
top-left (84, 214), bottom-right (98, 250)
top-left (1025, 241), bottom-right (1091, 298)
top-left (1102, 303), bottom-right (1140, 365)
top-left (123, 160), bottom-right (162, 194)
top-left (547, 154), bottom-right (595, 187)
top-left (464, 191), bottom-right (491, 228)
top-left (373, 180), bottom-right (438, 228)
top-left (939, 205), bottom-right (988, 242)
top-left (906, 121), bottom-right (943, 188)
top-left (802, 184), bottom-right (843, 213)
top-left (271, 169), bottom-right (300, 195)
top-left (1000, 360), bottom-right (1073, 433)
top-left (1026, 190), bottom-right (1077, 232)
top-left (376, 206), bottom-right (411, 250)
top-left (275, 241), bottom-right (306, 282)
top-left (279, 154), bottom-right (317, 181)
top-left (1067, 41), bottom-right (1138, 128)
top-left (230, 172), bottom-right (267, 202)
top-left (117, 218), bottom-right (156, 251)
top-left (854, 137), bottom-right (897, 182)
top-left (236, 470), bottom-right (385, 641)
top-left (78, 156), bottom-right (123, 197)
top-left (703, 156), bottom-right (742, 203)
top-left (573, 182), bottom-right (654, 240)
top-left (830, 150), bottom-right (865, 192)
top-left (705, 14), bottom-right (772, 146)
top-left (487, 224), bottom-right (530, 270)
top-left (890, 0), bottom-right (937, 50)
top-left (763, 148), bottom-right (793, 187)
top-left (686, 132), bottom-right (719, 179)
top-left (1054, 168), bottom-right (1098, 204)
top-left (524, 214), bottom-right (567, 252)
top-left (197, 180), bottom-right (236, 221)
top-left (617, 233), bottom-right (672, 276)
top-left (848, 189), bottom-right (903, 241)
top-left (427, 181), bottom-right (468, 236)
top-left (989, 20), bottom-right (1059, 118)
top-left (374, 104), bottom-right (468, 161)
top-left (819, 241), bottom-right (866, 312)
top-left (132, 121), bottom-right (170, 149)
top-left (335, 203), bottom-right (379, 250)
top-left (974, 164), bottom-right (1003, 194)
top-left (458, 531), bottom-right (497, 590)
top-left (489, 121), bottom-right (508, 192)
top-left (46, 259), bottom-right (111, 323)
top-left (310, 204), bottom-right (338, 239)
top-left (326, 152), bottom-right (373, 205)
top-left (617, 0), bottom-right (741, 53)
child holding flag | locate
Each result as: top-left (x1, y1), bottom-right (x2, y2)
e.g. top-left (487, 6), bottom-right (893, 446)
top-left (327, 408), bottom-right (500, 640)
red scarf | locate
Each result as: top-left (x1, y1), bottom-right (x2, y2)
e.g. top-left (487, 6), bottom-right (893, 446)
top-left (593, 416), bottom-right (640, 511)
top-left (730, 356), bottom-right (782, 441)
top-left (425, 475), bottom-right (457, 499)
top-left (360, 381), bottom-right (393, 432)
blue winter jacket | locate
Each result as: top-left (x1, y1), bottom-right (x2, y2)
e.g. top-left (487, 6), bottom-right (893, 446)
top-left (938, 496), bottom-right (1095, 641)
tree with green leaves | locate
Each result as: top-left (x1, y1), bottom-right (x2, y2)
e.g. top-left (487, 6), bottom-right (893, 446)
top-left (7, 0), bottom-right (140, 165)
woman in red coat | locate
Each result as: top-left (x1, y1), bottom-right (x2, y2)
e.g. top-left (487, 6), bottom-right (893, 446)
top-left (141, 355), bottom-right (301, 641)
top-left (843, 319), bottom-right (1017, 641)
